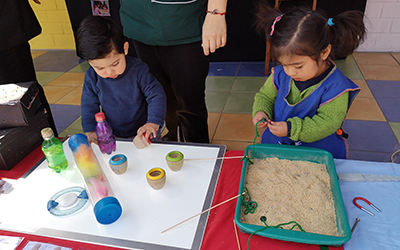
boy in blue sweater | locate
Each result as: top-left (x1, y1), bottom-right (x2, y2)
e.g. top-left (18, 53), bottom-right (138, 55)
top-left (76, 16), bottom-right (166, 144)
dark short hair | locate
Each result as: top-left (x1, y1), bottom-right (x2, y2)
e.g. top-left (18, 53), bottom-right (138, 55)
top-left (76, 16), bottom-right (125, 60)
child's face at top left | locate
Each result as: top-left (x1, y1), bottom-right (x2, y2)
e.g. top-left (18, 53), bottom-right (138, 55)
top-left (88, 41), bottom-right (129, 79)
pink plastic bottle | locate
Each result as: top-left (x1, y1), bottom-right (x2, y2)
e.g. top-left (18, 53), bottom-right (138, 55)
top-left (95, 112), bottom-right (116, 154)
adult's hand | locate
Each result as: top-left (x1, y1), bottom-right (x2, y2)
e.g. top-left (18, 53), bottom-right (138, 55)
top-left (202, 0), bottom-right (228, 56)
top-left (202, 14), bottom-right (227, 56)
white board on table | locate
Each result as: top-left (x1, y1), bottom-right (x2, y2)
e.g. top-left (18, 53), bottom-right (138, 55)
top-left (0, 139), bottom-right (225, 250)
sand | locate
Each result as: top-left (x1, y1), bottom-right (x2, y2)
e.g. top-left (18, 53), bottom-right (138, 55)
top-left (241, 157), bottom-right (338, 236)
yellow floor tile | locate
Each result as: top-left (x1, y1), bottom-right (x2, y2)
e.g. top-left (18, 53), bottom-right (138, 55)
top-left (43, 85), bottom-right (76, 104)
top-left (358, 65), bottom-right (400, 81)
top-left (213, 113), bottom-right (264, 142)
top-left (391, 53), bottom-right (400, 64)
top-left (346, 97), bottom-right (386, 121)
top-left (352, 79), bottom-right (373, 98)
top-left (56, 86), bottom-right (83, 105)
top-left (208, 112), bottom-right (221, 140)
top-left (161, 127), bottom-right (169, 137)
top-left (353, 52), bottom-right (399, 66)
top-left (31, 50), bottom-right (47, 59)
top-left (46, 72), bottom-right (85, 87)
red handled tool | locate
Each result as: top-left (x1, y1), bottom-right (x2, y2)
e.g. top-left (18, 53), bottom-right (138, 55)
top-left (353, 197), bottom-right (381, 216)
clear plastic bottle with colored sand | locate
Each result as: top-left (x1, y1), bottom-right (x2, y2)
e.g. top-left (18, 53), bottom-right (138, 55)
top-left (68, 134), bottom-right (122, 224)
top-left (95, 112), bottom-right (116, 154)
top-left (41, 127), bottom-right (68, 173)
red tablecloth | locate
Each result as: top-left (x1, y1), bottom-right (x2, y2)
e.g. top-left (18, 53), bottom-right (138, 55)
top-left (201, 151), bottom-right (344, 250)
top-left (1, 149), bottom-right (344, 250)
top-left (0, 146), bottom-right (44, 179)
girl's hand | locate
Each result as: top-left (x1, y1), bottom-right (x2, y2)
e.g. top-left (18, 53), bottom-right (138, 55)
top-left (137, 123), bottom-right (160, 140)
top-left (253, 111), bottom-right (271, 128)
top-left (268, 121), bottom-right (288, 137)
top-left (85, 131), bottom-right (98, 145)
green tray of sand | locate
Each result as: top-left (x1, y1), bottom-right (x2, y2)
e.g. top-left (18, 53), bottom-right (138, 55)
top-left (234, 144), bottom-right (351, 246)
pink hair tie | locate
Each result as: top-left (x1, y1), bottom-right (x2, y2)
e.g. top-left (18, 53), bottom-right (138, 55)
top-left (270, 14), bottom-right (283, 36)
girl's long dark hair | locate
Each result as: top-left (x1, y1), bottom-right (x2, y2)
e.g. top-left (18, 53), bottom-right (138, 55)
top-left (255, 1), bottom-right (366, 60)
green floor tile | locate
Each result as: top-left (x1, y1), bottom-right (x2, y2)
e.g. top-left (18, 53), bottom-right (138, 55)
top-left (68, 61), bottom-right (90, 73)
top-left (389, 122), bottom-right (400, 144)
top-left (206, 76), bottom-right (235, 92)
top-left (223, 92), bottom-right (255, 114)
top-left (264, 55), bottom-right (365, 81)
top-left (205, 91), bottom-right (229, 113)
top-left (59, 117), bottom-right (84, 137)
top-left (59, 128), bottom-right (84, 138)
top-left (231, 77), bottom-right (267, 92)
top-left (36, 71), bottom-right (64, 86)
top-left (334, 55), bottom-right (364, 80)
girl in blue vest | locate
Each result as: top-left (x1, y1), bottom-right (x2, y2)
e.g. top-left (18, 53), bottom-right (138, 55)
top-left (252, 4), bottom-right (366, 159)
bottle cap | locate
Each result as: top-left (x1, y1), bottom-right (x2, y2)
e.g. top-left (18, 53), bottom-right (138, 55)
top-left (93, 196), bottom-right (122, 224)
top-left (68, 134), bottom-right (90, 152)
top-left (95, 112), bottom-right (105, 122)
top-left (41, 127), bottom-right (54, 139)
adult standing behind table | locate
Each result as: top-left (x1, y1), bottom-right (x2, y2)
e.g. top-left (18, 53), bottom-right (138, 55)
top-left (0, 0), bottom-right (58, 136)
top-left (119, 0), bottom-right (228, 143)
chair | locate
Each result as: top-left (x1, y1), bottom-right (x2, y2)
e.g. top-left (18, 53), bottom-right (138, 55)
top-left (265, 0), bottom-right (317, 74)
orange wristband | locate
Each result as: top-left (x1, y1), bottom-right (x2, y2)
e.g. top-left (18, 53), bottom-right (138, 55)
top-left (206, 9), bottom-right (227, 15)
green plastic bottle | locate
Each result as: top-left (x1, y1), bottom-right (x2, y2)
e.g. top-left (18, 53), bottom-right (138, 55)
top-left (41, 127), bottom-right (68, 173)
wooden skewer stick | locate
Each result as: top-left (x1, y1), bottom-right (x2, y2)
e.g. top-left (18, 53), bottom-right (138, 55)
top-left (161, 193), bottom-right (243, 234)
top-left (184, 156), bottom-right (244, 161)
top-left (233, 219), bottom-right (242, 250)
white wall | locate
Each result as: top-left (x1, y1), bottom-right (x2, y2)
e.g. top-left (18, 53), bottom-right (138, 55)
top-left (357, 0), bottom-right (400, 52)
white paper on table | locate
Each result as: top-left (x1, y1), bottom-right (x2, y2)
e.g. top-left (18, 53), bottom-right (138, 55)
top-left (22, 241), bottom-right (72, 250)
top-left (0, 235), bottom-right (24, 250)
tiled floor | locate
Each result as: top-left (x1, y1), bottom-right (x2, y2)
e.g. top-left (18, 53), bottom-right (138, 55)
top-left (32, 50), bottom-right (400, 162)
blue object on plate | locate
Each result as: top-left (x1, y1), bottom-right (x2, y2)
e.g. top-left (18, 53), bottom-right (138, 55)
top-left (94, 196), bottom-right (122, 224)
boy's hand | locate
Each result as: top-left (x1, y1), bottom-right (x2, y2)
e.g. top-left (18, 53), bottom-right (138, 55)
top-left (86, 131), bottom-right (98, 144)
top-left (252, 111), bottom-right (271, 128)
top-left (268, 121), bottom-right (288, 137)
top-left (137, 123), bottom-right (160, 140)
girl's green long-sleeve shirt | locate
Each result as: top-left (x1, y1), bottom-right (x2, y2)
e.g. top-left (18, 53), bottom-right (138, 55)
top-left (252, 74), bottom-right (349, 143)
